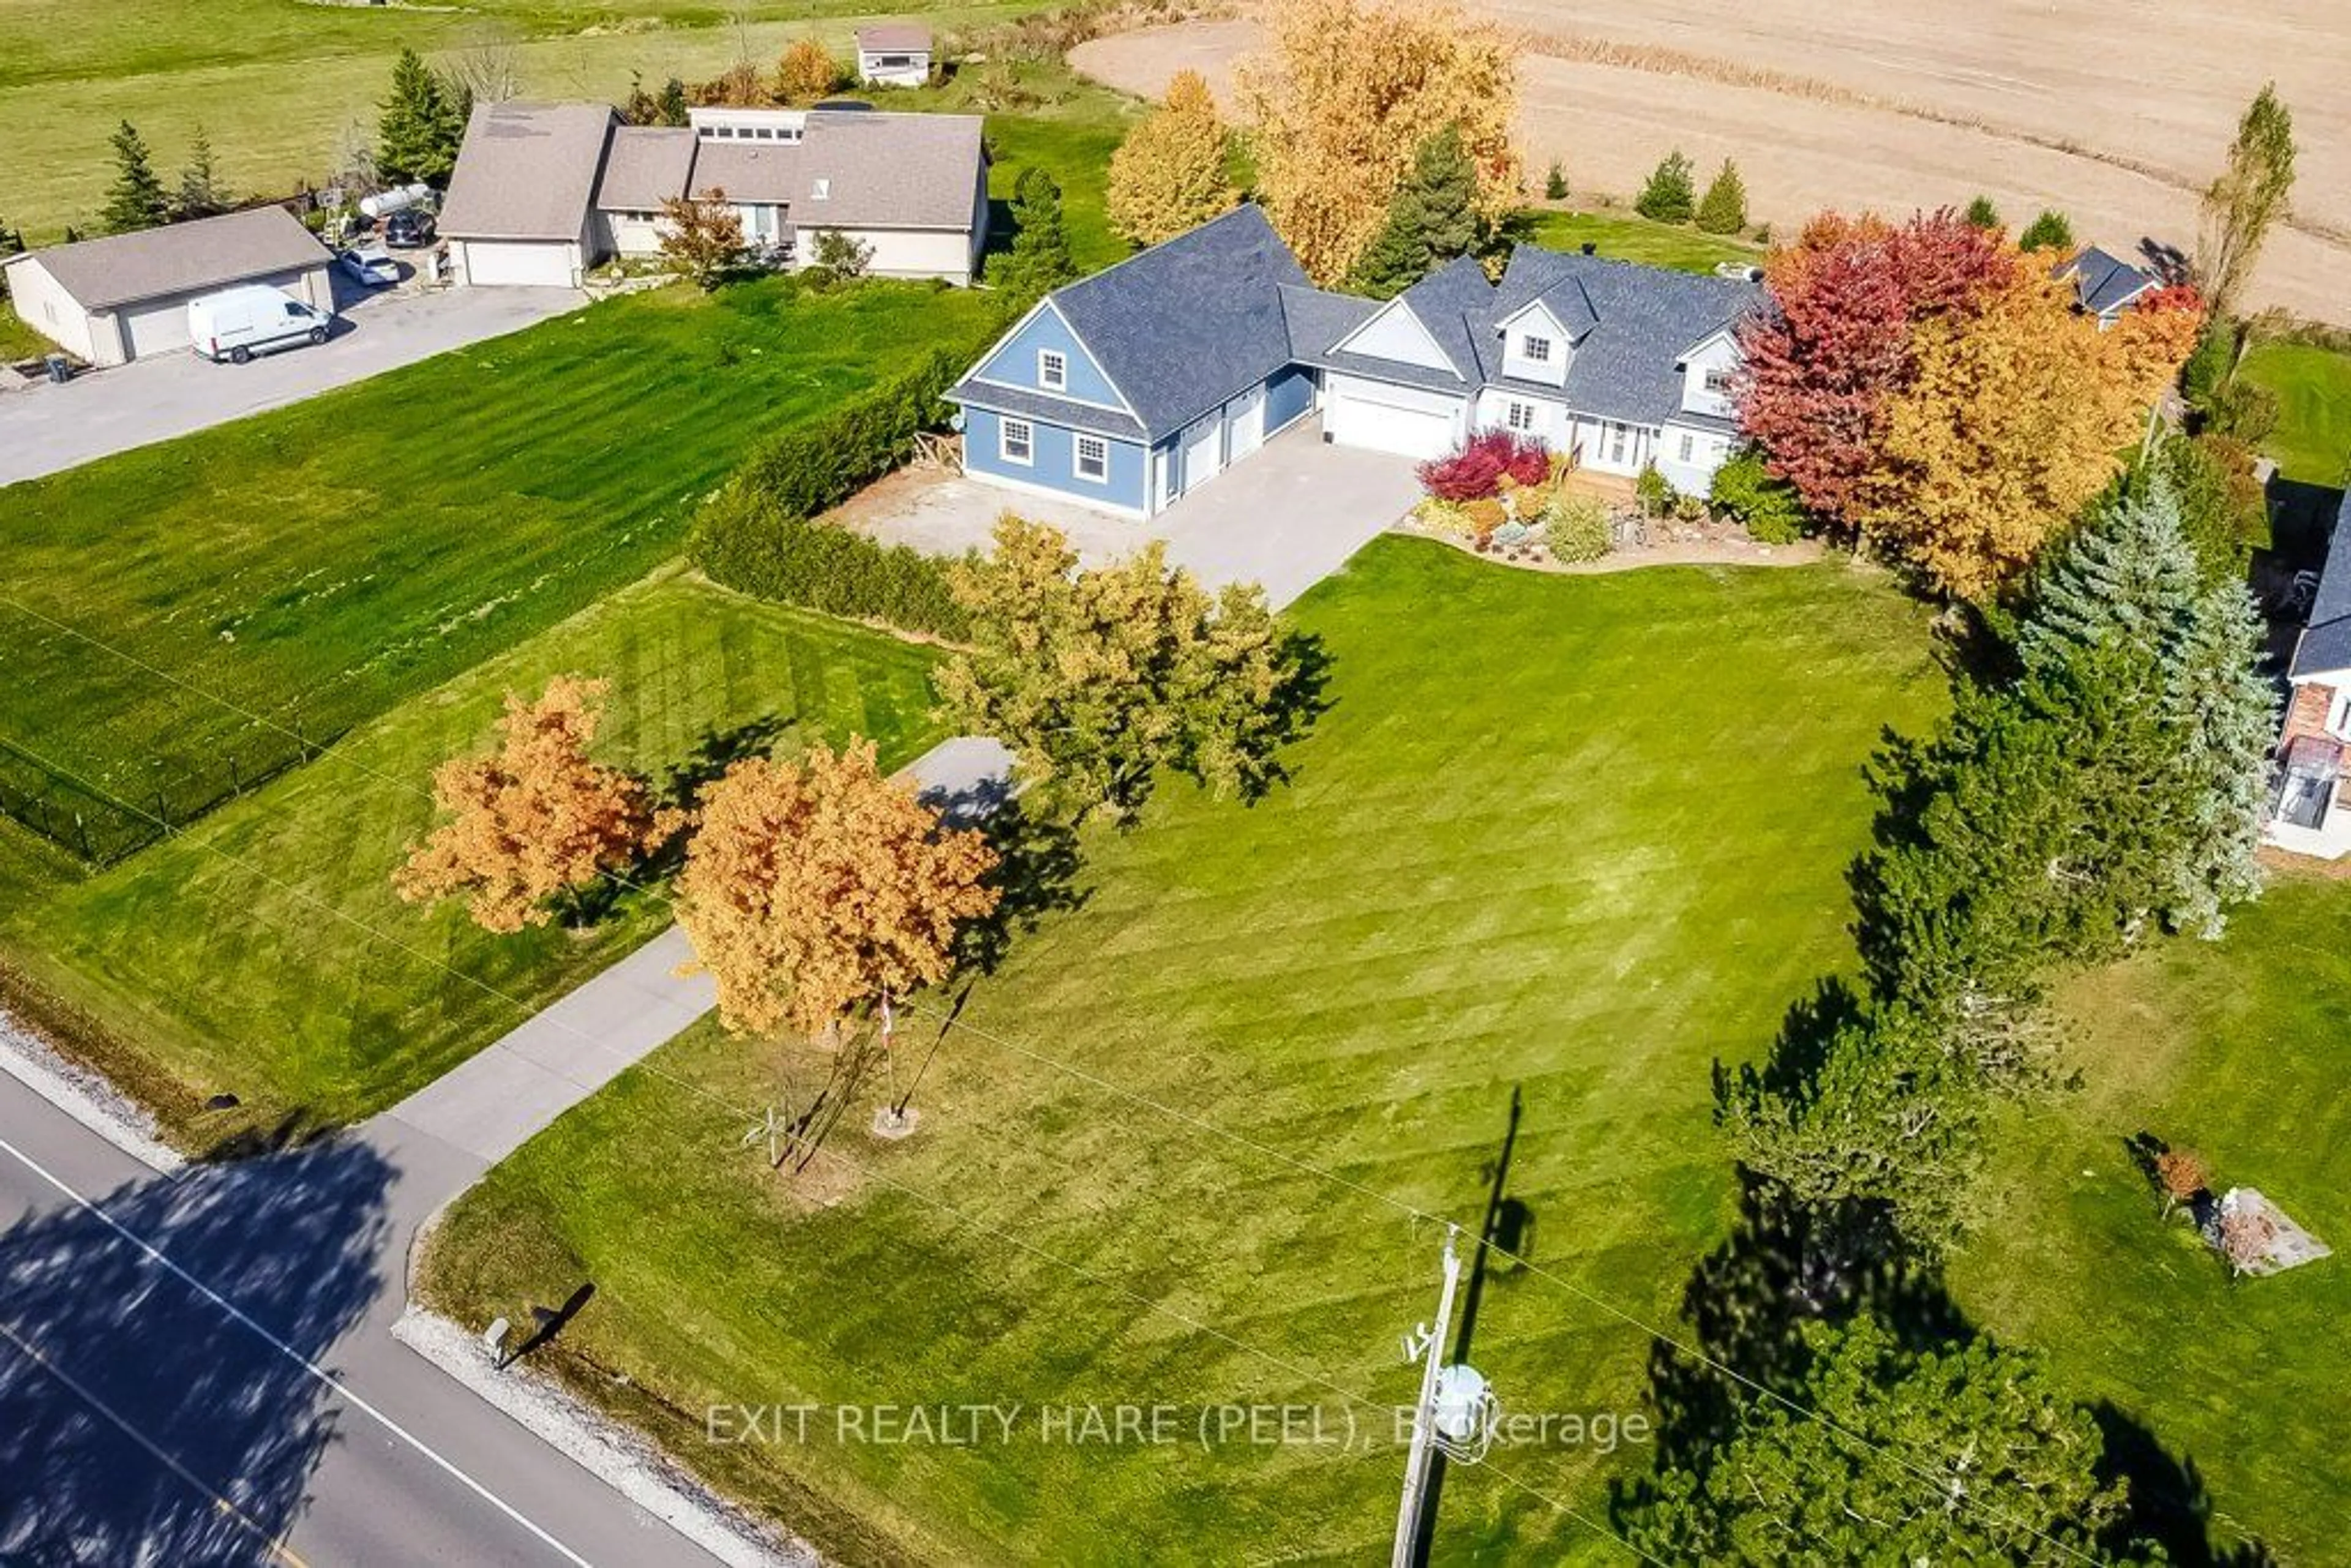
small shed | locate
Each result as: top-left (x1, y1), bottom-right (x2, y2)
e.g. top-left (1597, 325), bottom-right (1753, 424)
top-left (855, 24), bottom-right (934, 88)
top-left (1, 207), bottom-right (333, 366)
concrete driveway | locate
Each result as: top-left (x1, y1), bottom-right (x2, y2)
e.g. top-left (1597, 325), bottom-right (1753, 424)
top-left (859, 419), bottom-right (1422, 608)
top-left (0, 282), bottom-right (583, 486)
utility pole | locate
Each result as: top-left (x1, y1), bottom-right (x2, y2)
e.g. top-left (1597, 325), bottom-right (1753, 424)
top-left (1392, 1223), bottom-right (1463, 1568)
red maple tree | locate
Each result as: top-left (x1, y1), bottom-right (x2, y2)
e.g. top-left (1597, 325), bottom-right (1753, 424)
top-left (1736, 209), bottom-right (2015, 528)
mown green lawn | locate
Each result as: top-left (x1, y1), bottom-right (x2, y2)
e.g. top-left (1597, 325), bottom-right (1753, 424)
top-left (1521, 208), bottom-right (1764, 276)
top-left (0, 0), bottom-right (1049, 240)
top-left (422, 540), bottom-right (1943, 1565)
top-left (1953, 873), bottom-right (2351, 1562)
top-left (2237, 339), bottom-right (2351, 487)
top-left (0, 570), bottom-right (945, 1150)
top-left (0, 299), bottom-right (50, 362)
top-left (0, 277), bottom-right (999, 858)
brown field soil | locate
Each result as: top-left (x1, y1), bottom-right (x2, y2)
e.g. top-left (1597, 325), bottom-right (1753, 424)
top-left (1071, 3), bottom-right (2351, 321)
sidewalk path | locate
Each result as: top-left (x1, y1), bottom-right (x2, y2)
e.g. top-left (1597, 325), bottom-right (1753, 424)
top-left (375, 735), bottom-right (1014, 1168)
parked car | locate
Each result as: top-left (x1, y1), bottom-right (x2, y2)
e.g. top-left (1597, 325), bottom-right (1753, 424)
top-left (382, 209), bottom-right (437, 249)
top-left (187, 285), bottom-right (333, 364)
top-left (338, 245), bottom-right (399, 288)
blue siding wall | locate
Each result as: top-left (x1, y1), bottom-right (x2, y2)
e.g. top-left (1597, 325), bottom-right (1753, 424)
top-left (1265, 365), bottom-right (1315, 433)
top-left (963, 407), bottom-right (1148, 513)
top-left (969, 302), bottom-right (1129, 410)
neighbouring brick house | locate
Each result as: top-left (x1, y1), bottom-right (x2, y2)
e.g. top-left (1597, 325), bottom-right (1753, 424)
top-left (2270, 487), bottom-right (2351, 858)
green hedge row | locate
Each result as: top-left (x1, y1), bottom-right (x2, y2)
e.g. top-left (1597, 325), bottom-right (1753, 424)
top-left (691, 336), bottom-right (1000, 640)
top-left (692, 488), bottom-right (975, 640)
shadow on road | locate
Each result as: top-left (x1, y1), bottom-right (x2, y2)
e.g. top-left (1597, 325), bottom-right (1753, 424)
top-left (0, 1138), bottom-right (391, 1563)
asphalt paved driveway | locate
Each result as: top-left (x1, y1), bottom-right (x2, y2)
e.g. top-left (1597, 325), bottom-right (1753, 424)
top-left (0, 282), bottom-right (583, 486)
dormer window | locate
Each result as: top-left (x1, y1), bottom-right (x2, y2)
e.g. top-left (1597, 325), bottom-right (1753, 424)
top-left (1038, 349), bottom-right (1067, 391)
top-left (1703, 368), bottom-right (1733, 395)
top-left (1523, 334), bottom-right (1553, 364)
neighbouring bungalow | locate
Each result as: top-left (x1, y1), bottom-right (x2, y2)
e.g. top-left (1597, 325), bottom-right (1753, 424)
top-left (2271, 487), bottom-right (2351, 858)
top-left (440, 100), bottom-right (987, 288)
top-left (2054, 244), bottom-right (2161, 329)
top-left (946, 204), bottom-right (1759, 520)
top-left (0, 206), bottom-right (334, 366)
top-left (855, 24), bottom-right (934, 88)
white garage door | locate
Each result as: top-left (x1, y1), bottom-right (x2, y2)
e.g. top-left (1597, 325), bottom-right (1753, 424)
top-left (122, 298), bottom-right (195, 358)
top-left (464, 241), bottom-right (574, 288)
top-left (1325, 383), bottom-right (1458, 460)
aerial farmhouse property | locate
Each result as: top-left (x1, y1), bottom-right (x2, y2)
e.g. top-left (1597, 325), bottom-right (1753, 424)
top-left (0, 206), bottom-right (334, 366)
top-left (855, 24), bottom-right (935, 87)
top-left (440, 100), bottom-right (988, 288)
top-left (948, 204), bottom-right (1758, 519)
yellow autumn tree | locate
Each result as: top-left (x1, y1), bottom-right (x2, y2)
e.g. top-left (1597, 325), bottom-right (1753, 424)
top-left (675, 739), bottom-right (1000, 1040)
top-left (395, 676), bottom-right (677, 933)
top-left (1858, 269), bottom-right (2202, 599)
top-left (773, 39), bottom-right (840, 104)
top-left (1106, 70), bottom-right (1238, 247)
top-left (1238, 0), bottom-right (1520, 287)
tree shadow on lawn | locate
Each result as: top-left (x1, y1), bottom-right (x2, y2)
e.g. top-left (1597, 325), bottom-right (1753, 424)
top-left (955, 798), bottom-right (1090, 978)
top-left (0, 1138), bottom-right (391, 1562)
top-left (1621, 1176), bottom-right (2275, 1563)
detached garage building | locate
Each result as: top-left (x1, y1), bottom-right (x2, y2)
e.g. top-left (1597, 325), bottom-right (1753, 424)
top-left (440, 102), bottom-right (618, 289)
top-left (1, 206), bottom-right (332, 367)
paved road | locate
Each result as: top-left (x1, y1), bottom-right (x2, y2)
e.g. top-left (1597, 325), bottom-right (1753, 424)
top-left (0, 283), bottom-right (583, 486)
top-left (0, 1068), bottom-right (724, 1566)
top-left (0, 737), bottom-right (1015, 1564)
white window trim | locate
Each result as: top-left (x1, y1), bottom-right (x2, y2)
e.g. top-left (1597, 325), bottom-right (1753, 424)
top-left (1038, 349), bottom-right (1067, 391)
top-left (1505, 400), bottom-right (1537, 433)
top-left (1000, 416), bottom-right (1034, 467)
top-left (1522, 334), bottom-right (1552, 364)
top-left (1074, 434), bottom-right (1109, 484)
top-left (1678, 432), bottom-right (1695, 462)
top-left (1703, 368), bottom-right (1734, 394)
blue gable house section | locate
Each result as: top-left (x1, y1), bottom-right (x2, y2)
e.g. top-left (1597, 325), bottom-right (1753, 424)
top-left (947, 203), bottom-right (1763, 520)
top-left (969, 300), bottom-right (1133, 414)
top-left (962, 405), bottom-right (1149, 515)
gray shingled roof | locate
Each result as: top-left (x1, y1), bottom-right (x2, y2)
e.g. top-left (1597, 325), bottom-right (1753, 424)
top-left (953, 212), bottom-right (1760, 446)
top-left (952, 381), bottom-right (1147, 442)
top-left (797, 110), bottom-right (981, 228)
top-left (689, 141), bottom-right (803, 206)
top-left (1493, 248), bottom-right (1757, 426)
top-left (7, 206), bottom-right (328, 309)
top-left (856, 23), bottom-right (932, 51)
top-left (2060, 246), bottom-right (2157, 316)
top-left (441, 102), bottom-right (617, 242)
top-left (594, 126), bottom-right (696, 211)
top-left (1040, 204), bottom-right (1308, 439)
top-left (2293, 488), bottom-right (2351, 677)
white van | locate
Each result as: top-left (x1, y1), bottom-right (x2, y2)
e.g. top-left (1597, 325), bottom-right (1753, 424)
top-left (187, 284), bottom-right (333, 364)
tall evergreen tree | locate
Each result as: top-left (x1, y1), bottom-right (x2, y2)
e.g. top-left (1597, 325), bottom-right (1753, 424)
top-left (100, 120), bottom-right (171, 234)
top-left (2015, 476), bottom-right (2273, 940)
top-left (2017, 207), bottom-right (2074, 252)
top-left (174, 124), bottom-right (228, 220)
top-left (993, 167), bottom-right (1078, 304)
top-left (1694, 158), bottom-right (1747, 234)
top-left (1349, 124), bottom-right (1481, 298)
top-left (378, 48), bottom-right (460, 184)
top-left (1634, 149), bottom-right (1696, 223)
top-left (1624, 1317), bottom-right (2144, 1562)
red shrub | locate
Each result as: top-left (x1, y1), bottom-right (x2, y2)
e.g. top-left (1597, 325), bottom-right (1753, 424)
top-left (1418, 430), bottom-right (1551, 501)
